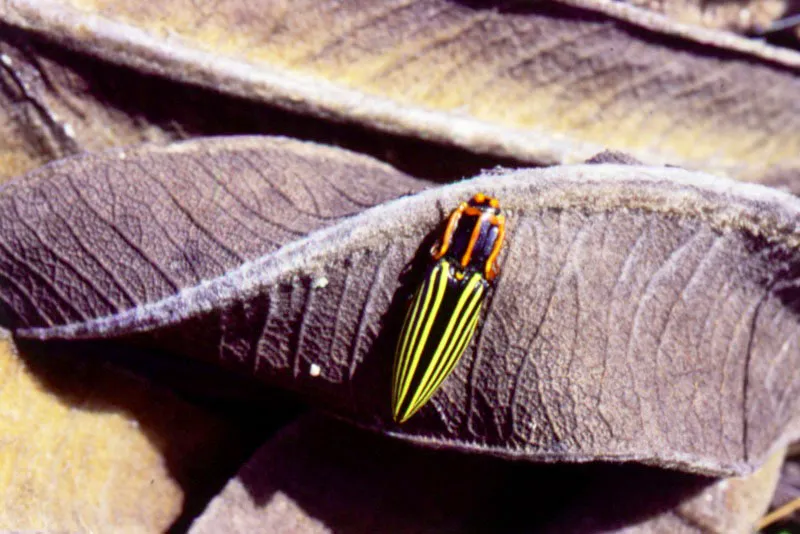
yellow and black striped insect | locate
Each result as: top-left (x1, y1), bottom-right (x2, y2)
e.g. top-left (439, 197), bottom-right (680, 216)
top-left (392, 193), bottom-right (506, 423)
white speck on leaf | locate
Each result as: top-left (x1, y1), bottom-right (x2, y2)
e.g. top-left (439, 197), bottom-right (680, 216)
top-left (312, 276), bottom-right (328, 289)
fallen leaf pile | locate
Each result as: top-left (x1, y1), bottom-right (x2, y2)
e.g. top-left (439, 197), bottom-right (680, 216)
top-left (0, 1), bottom-right (798, 532)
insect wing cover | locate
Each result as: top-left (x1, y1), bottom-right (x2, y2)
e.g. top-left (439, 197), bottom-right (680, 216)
top-left (392, 259), bottom-right (487, 423)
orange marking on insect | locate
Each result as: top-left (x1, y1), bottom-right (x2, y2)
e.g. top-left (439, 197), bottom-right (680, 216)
top-left (432, 201), bottom-right (467, 260)
top-left (463, 206), bottom-right (483, 217)
top-left (433, 193), bottom-right (504, 274)
top-left (484, 214), bottom-right (506, 280)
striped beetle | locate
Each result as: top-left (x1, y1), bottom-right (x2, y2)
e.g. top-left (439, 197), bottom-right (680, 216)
top-left (392, 193), bottom-right (506, 423)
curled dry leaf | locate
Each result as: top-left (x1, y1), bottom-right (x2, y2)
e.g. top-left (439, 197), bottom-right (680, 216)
top-left (2, 0), bottom-right (799, 183)
top-left (769, 454), bottom-right (800, 525)
top-left (0, 28), bottom-right (178, 181)
top-left (0, 24), bottom-right (513, 188)
top-left (0, 135), bottom-right (426, 328)
top-left (0, 135), bottom-right (424, 531)
top-left (189, 415), bottom-right (783, 534)
top-left (620, 0), bottom-right (789, 34)
top-left (1, 136), bottom-right (798, 480)
top-left (0, 329), bottom-right (266, 533)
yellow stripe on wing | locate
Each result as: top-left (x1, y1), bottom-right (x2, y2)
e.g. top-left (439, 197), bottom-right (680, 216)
top-left (412, 299), bottom-right (482, 414)
top-left (393, 268), bottom-right (429, 405)
top-left (393, 260), bottom-right (449, 416)
top-left (416, 281), bottom-right (484, 409)
top-left (405, 272), bottom-right (485, 417)
top-left (394, 262), bottom-right (439, 403)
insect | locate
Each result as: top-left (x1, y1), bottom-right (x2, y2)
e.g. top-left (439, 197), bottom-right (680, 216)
top-left (392, 193), bottom-right (506, 423)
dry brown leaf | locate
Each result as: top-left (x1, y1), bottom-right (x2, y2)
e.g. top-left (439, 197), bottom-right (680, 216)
top-left (189, 415), bottom-right (783, 533)
top-left (0, 329), bottom-right (266, 532)
top-left (0, 135), bottom-right (424, 531)
top-left (0, 22), bottom-right (516, 188)
top-left (1, 136), bottom-right (797, 480)
top-left (769, 452), bottom-right (800, 527)
top-left (1, 0), bottom-right (798, 183)
top-left (0, 28), bottom-right (177, 182)
top-left (620, 0), bottom-right (789, 33)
